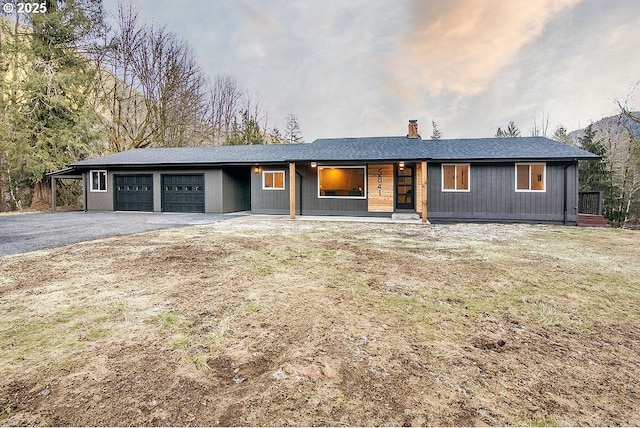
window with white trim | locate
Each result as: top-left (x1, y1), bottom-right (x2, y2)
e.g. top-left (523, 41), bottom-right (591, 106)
top-left (318, 166), bottom-right (366, 198)
top-left (515, 163), bottom-right (545, 192)
top-left (442, 164), bottom-right (470, 191)
top-left (90, 170), bottom-right (107, 192)
top-left (262, 170), bottom-right (285, 190)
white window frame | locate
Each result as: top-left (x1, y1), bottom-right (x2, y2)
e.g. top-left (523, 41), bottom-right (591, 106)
top-left (515, 163), bottom-right (546, 192)
top-left (317, 166), bottom-right (367, 199)
top-left (90, 170), bottom-right (107, 192)
top-left (441, 164), bottom-right (471, 192)
top-left (262, 170), bottom-right (285, 190)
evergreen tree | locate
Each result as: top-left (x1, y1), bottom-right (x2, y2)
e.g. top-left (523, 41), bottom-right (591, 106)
top-left (578, 124), bottom-right (619, 222)
top-left (226, 110), bottom-right (264, 145)
top-left (284, 113), bottom-right (303, 144)
top-left (0, 0), bottom-right (106, 209)
top-left (552, 125), bottom-right (572, 144)
top-left (496, 121), bottom-right (521, 138)
top-left (270, 127), bottom-right (284, 144)
top-left (506, 121), bottom-right (521, 137)
top-left (430, 120), bottom-right (442, 140)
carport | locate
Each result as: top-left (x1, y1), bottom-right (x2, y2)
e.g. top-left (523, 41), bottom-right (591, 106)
top-left (46, 167), bottom-right (85, 212)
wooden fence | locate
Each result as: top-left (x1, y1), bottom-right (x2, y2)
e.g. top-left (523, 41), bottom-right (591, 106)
top-left (578, 191), bottom-right (602, 215)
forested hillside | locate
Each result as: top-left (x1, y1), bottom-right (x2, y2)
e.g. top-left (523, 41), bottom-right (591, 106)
top-left (0, 0), bottom-right (302, 211)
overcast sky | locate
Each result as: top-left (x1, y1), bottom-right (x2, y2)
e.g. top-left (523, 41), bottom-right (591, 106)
top-left (103, 0), bottom-right (640, 142)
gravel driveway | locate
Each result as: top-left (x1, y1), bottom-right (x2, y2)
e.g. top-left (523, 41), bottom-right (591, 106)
top-left (0, 211), bottom-right (241, 256)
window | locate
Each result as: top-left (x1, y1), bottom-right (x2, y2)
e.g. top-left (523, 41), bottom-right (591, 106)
top-left (442, 164), bottom-right (470, 191)
top-left (318, 166), bottom-right (366, 198)
top-left (262, 170), bottom-right (285, 190)
top-left (516, 163), bottom-right (545, 192)
top-left (90, 170), bottom-right (107, 192)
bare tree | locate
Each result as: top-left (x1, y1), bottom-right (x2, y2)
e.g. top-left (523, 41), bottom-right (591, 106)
top-left (94, 3), bottom-right (209, 151)
top-left (530, 111), bottom-right (550, 137)
top-left (209, 75), bottom-right (242, 145)
top-left (616, 81), bottom-right (640, 125)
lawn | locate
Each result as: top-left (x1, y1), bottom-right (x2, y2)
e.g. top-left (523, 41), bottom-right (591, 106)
top-left (1, 218), bottom-right (639, 426)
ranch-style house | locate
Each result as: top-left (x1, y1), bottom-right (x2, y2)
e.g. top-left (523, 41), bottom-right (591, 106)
top-left (49, 120), bottom-right (600, 224)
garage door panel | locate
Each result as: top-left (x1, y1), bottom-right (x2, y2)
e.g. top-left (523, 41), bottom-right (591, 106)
top-left (162, 175), bottom-right (205, 213)
top-left (114, 175), bottom-right (154, 211)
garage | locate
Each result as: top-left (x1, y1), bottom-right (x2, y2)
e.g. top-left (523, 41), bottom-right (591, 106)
top-left (162, 174), bottom-right (205, 213)
top-left (114, 175), bottom-right (154, 211)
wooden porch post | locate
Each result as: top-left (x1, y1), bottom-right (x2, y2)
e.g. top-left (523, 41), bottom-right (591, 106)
top-left (421, 161), bottom-right (428, 223)
top-left (289, 162), bottom-right (296, 219)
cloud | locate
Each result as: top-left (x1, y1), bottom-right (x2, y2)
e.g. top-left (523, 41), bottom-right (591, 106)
top-left (387, 0), bottom-right (582, 99)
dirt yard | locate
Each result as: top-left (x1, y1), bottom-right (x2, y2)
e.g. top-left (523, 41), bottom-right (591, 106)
top-left (1, 218), bottom-right (639, 426)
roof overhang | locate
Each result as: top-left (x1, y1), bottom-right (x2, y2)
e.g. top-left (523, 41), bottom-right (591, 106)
top-left (46, 167), bottom-right (83, 179)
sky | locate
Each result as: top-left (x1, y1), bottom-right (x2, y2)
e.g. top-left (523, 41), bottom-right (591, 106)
top-left (103, 0), bottom-right (640, 142)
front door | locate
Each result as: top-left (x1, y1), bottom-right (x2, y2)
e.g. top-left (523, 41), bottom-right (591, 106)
top-left (395, 164), bottom-right (415, 210)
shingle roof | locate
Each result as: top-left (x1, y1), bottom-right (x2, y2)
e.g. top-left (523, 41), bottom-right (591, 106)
top-left (70, 136), bottom-right (599, 168)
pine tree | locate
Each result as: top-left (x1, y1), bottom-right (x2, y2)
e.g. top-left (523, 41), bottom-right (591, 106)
top-left (0, 0), bottom-right (105, 210)
top-left (284, 113), bottom-right (303, 144)
top-left (226, 110), bottom-right (264, 145)
top-left (578, 124), bottom-right (619, 222)
top-left (270, 127), bottom-right (284, 144)
top-left (430, 120), bottom-right (442, 140)
top-left (506, 121), bottom-right (521, 137)
top-left (552, 125), bottom-right (573, 144)
top-left (496, 122), bottom-right (521, 138)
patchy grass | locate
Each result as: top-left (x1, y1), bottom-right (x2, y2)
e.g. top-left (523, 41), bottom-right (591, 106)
top-left (0, 219), bottom-right (639, 426)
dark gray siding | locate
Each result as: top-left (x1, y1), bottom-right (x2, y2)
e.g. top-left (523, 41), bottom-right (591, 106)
top-left (428, 162), bottom-right (578, 223)
top-left (251, 164), bottom-right (369, 215)
top-left (204, 170), bottom-right (223, 212)
top-left (250, 165), bottom-right (289, 214)
top-left (298, 165), bottom-right (368, 215)
top-left (222, 167), bottom-right (251, 213)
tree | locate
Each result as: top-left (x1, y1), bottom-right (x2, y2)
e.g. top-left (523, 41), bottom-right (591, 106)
top-left (530, 112), bottom-right (550, 137)
top-left (578, 124), bottom-right (619, 223)
top-left (283, 113), bottom-right (303, 144)
top-left (552, 125), bottom-right (572, 144)
top-left (506, 121), bottom-right (521, 137)
top-left (430, 120), bottom-right (442, 140)
top-left (616, 81), bottom-right (640, 126)
top-left (209, 75), bottom-right (242, 145)
top-left (226, 110), bottom-right (264, 145)
top-left (495, 127), bottom-right (505, 138)
top-left (94, 3), bottom-right (209, 151)
top-left (0, 0), bottom-right (106, 210)
top-left (270, 127), bottom-right (284, 144)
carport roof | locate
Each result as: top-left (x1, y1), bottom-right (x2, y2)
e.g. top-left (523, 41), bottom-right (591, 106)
top-left (69, 136), bottom-right (599, 169)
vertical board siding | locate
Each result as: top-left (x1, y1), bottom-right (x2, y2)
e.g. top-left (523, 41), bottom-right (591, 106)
top-left (367, 164), bottom-right (394, 212)
top-left (205, 170), bottom-right (223, 213)
top-left (251, 164), bottom-right (368, 215)
top-left (300, 164), bottom-right (368, 214)
top-left (251, 165), bottom-right (290, 214)
top-left (428, 162), bottom-right (578, 223)
top-left (222, 168), bottom-right (251, 213)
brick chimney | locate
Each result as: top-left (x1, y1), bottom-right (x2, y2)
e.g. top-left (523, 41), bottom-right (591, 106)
top-left (407, 119), bottom-right (420, 139)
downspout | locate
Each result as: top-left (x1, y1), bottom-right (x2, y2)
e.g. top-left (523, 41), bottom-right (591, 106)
top-left (563, 160), bottom-right (576, 225)
top-left (296, 170), bottom-right (303, 215)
